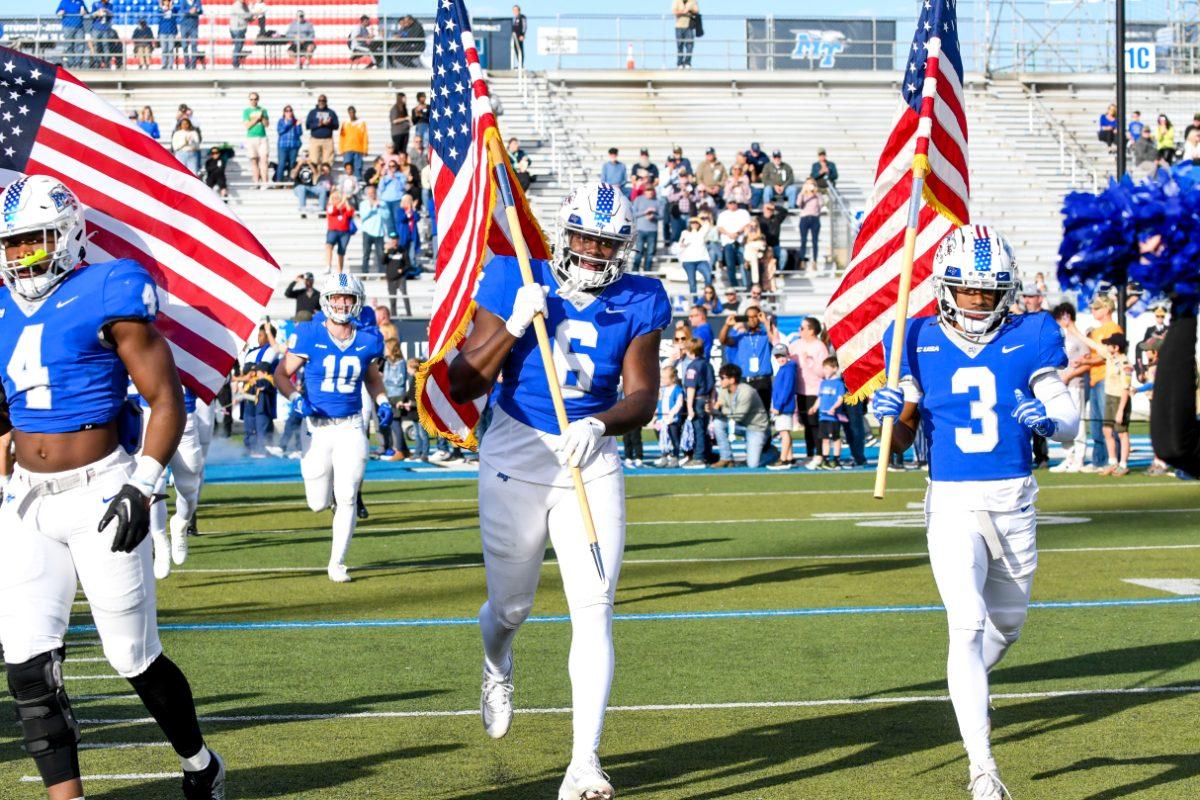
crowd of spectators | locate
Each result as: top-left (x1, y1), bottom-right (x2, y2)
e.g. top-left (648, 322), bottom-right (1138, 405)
top-left (1098, 104), bottom-right (1200, 178)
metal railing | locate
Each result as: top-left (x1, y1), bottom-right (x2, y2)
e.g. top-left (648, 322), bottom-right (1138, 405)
top-left (824, 183), bottom-right (859, 272)
top-left (1024, 87), bottom-right (1102, 192)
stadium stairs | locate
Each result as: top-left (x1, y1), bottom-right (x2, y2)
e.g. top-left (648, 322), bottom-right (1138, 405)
top-left (77, 69), bottom-right (1111, 322)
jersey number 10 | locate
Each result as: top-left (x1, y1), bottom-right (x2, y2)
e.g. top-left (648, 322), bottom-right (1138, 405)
top-left (319, 355), bottom-right (361, 394)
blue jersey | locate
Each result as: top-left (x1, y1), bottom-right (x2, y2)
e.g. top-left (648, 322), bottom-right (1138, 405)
top-left (771, 361), bottom-right (797, 414)
top-left (818, 376), bottom-right (846, 421)
top-left (133, 385), bottom-right (198, 414)
top-left (0, 259), bottom-right (157, 434)
top-left (289, 321), bottom-right (384, 418)
top-left (657, 384), bottom-right (683, 421)
top-left (475, 256), bottom-right (671, 434)
top-left (885, 312), bottom-right (1068, 482)
top-left (726, 327), bottom-right (773, 378)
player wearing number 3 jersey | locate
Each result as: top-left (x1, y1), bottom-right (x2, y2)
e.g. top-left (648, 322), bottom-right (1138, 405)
top-left (449, 183), bottom-right (670, 800)
top-left (873, 225), bottom-right (1080, 800)
top-left (275, 273), bottom-right (389, 584)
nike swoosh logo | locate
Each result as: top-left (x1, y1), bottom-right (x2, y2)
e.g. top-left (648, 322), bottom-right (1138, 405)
top-left (603, 308), bottom-right (625, 315)
top-left (355, 346), bottom-right (367, 351)
top-left (1001, 345), bottom-right (1024, 354)
top-left (56, 296), bottom-right (79, 309)
top-left (102, 494), bottom-right (117, 503)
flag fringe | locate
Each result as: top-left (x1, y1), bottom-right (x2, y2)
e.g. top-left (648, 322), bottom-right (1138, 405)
top-left (844, 368), bottom-right (885, 405)
top-left (913, 154), bottom-right (966, 227)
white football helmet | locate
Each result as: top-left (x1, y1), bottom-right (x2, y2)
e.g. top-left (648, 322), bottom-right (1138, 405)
top-left (0, 175), bottom-right (87, 301)
top-left (552, 183), bottom-right (634, 290)
top-left (318, 272), bottom-right (365, 324)
top-left (931, 225), bottom-right (1020, 340)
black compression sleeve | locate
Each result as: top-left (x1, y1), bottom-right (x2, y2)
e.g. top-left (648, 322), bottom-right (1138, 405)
top-left (1150, 313), bottom-right (1200, 475)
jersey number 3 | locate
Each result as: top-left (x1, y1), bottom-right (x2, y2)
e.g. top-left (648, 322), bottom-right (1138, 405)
top-left (951, 366), bottom-right (998, 454)
top-left (7, 325), bottom-right (52, 410)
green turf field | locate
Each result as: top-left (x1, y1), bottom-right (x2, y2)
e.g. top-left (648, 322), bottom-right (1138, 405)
top-left (2, 470), bottom-right (1197, 799)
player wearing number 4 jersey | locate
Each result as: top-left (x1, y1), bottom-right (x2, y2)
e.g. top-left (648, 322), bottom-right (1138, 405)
top-left (873, 225), bottom-right (1079, 800)
top-left (0, 176), bottom-right (224, 799)
top-left (275, 273), bottom-right (389, 583)
top-left (449, 183), bottom-right (670, 800)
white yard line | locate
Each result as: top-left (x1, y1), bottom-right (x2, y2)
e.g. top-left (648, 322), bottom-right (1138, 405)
top-left (65, 674), bottom-right (123, 681)
top-left (20, 772), bottom-right (181, 782)
top-left (73, 684), bottom-right (1200, 729)
top-left (74, 694), bottom-right (139, 701)
top-left (68, 657), bottom-right (110, 663)
top-left (78, 742), bottom-right (170, 750)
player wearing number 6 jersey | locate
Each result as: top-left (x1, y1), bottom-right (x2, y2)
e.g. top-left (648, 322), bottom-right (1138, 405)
top-left (449, 183), bottom-right (670, 800)
top-left (0, 176), bottom-right (224, 799)
top-left (872, 225), bottom-right (1079, 800)
top-left (275, 273), bottom-right (389, 583)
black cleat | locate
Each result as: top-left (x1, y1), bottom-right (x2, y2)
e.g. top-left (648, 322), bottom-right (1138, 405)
top-left (187, 513), bottom-right (199, 537)
top-left (182, 749), bottom-right (225, 800)
top-left (356, 493), bottom-right (369, 520)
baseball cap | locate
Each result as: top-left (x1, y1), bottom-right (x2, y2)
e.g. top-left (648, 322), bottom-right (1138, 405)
top-left (817, 147), bottom-right (827, 155)
top-left (750, 142), bottom-right (762, 151)
top-left (1101, 332), bottom-right (1128, 348)
top-left (772, 343), bottom-right (790, 357)
top-left (1020, 285), bottom-right (1044, 297)
top-left (771, 149), bottom-right (782, 157)
top-left (705, 147), bottom-right (716, 155)
top-left (724, 287), bottom-right (739, 296)
top-left (1153, 304), bottom-right (1168, 316)
top-left (639, 148), bottom-right (649, 155)
top-left (303, 272), bottom-right (314, 280)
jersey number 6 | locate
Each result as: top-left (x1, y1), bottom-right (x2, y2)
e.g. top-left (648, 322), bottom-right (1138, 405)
top-left (552, 319), bottom-right (597, 399)
top-left (951, 366), bottom-right (999, 454)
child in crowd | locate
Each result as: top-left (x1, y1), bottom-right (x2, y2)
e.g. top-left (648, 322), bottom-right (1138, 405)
top-left (380, 340), bottom-right (410, 461)
top-left (767, 343), bottom-right (797, 470)
top-left (815, 356), bottom-right (847, 470)
top-left (401, 357), bottom-right (429, 461)
top-left (682, 337), bottom-right (715, 469)
top-left (653, 365), bottom-right (684, 467)
top-left (204, 146), bottom-right (228, 198)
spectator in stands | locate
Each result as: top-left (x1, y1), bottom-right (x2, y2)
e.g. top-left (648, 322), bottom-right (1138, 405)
top-left (796, 179), bottom-right (822, 271)
top-left (723, 164), bottom-right (752, 207)
top-left (89, 0), bottom-right (122, 70)
top-left (379, 340), bottom-right (409, 460)
top-left (681, 337), bottom-right (713, 468)
top-left (810, 148), bottom-right (838, 188)
top-left (306, 95), bottom-right (339, 169)
top-left (738, 283), bottom-right (771, 315)
top-left (1132, 127), bottom-right (1158, 179)
top-left (678, 217), bottom-right (712, 299)
top-left (203, 146), bottom-right (228, 198)
top-left (666, 172), bottom-right (700, 242)
top-left (171, 118), bottom-right (201, 175)
top-left (700, 284), bottom-right (722, 316)
top-left (745, 143), bottom-right (768, 204)
top-left (178, 0), bottom-right (202, 68)
top-left (389, 92), bottom-right (411, 154)
top-left (131, 19), bottom-right (154, 69)
top-left (324, 191), bottom-right (355, 273)
top-left (721, 287), bottom-right (739, 316)
top-left (292, 150), bottom-right (327, 218)
top-left (720, 306), bottom-right (774, 409)
top-left (410, 92), bottom-right (430, 143)
top-left (285, 272), bottom-right (319, 320)
top-left (1020, 286), bottom-right (1045, 315)
top-left (1127, 110), bottom-right (1145, 144)
top-left (716, 197), bottom-right (751, 287)
top-left (337, 162), bottom-right (361, 208)
top-left (393, 15), bottom-right (427, 68)
top-left (1097, 103), bottom-right (1119, 151)
top-left (672, 0), bottom-right (699, 68)
top-left (506, 136), bottom-right (526, 165)
top-left (286, 10), bottom-right (317, 67)
top-left (349, 15), bottom-right (377, 67)
top-left (229, 0), bottom-right (250, 68)
top-left (244, 92), bottom-right (270, 189)
top-left (743, 223), bottom-right (773, 290)
top-left (393, 195), bottom-right (422, 272)
top-left (358, 184), bottom-right (390, 273)
top-left (275, 105), bottom-right (302, 183)
top-left (688, 304), bottom-right (714, 358)
top-left (378, 160), bottom-right (407, 233)
top-left (790, 316), bottom-right (830, 467)
top-left (1185, 129), bottom-right (1200, 162)
top-left (1155, 115), bottom-right (1177, 165)
top-left (385, 238), bottom-right (412, 316)
top-left (408, 134), bottom-right (428, 170)
top-left (757, 201), bottom-right (788, 271)
top-left (338, 105), bottom-right (369, 178)
top-left (515, 157), bottom-right (535, 192)
top-left (1080, 295), bottom-right (1122, 470)
top-left (632, 185), bottom-right (663, 273)
top-left (1137, 304), bottom-right (1169, 380)
top-left (56, 0), bottom-right (89, 69)
top-left (158, 0), bottom-right (179, 69)
top-left (511, 4), bottom-right (528, 67)
top-left (399, 152), bottom-right (422, 208)
top-left (712, 364), bottom-right (770, 468)
top-left (696, 147), bottom-right (726, 204)
top-left (136, 106), bottom-right (160, 140)
top-left (363, 155), bottom-right (385, 187)
top-left (761, 150), bottom-right (797, 208)
top-left (633, 149), bottom-right (659, 183)
top-left (601, 148), bottom-right (629, 193)
top-left (767, 342), bottom-right (798, 470)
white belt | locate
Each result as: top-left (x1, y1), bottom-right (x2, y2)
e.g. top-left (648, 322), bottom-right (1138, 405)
top-left (14, 467), bottom-right (102, 519)
top-left (307, 414), bottom-right (359, 428)
top-left (975, 511), bottom-right (1004, 560)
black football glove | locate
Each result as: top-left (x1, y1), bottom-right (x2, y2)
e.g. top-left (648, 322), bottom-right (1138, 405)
top-left (99, 484), bottom-right (153, 553)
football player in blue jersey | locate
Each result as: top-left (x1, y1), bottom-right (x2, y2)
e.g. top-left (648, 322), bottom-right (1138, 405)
top-left (0, 176), bottom-right (224, 799)
top-left (449, 183), bottom-right (671, 800)
top-left (872, 225), bottom-right (1080, 800)
top-left (274, 273), bottom-right (391, 583)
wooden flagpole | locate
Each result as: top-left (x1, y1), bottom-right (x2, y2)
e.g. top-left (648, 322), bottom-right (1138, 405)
top-left (873, 163), bottom-right (929, 499)
top-left (485, 136), bottom-right (606, 587)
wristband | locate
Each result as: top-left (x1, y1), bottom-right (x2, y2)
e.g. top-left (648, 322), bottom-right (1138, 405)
top-left (130, 455), bottom-right (165, 498)
top-left (375, 393), bottom-right (389, 408)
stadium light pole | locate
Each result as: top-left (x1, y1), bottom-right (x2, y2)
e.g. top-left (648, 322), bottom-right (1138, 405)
top-left (1115, 0), bottom-right (1128, 330)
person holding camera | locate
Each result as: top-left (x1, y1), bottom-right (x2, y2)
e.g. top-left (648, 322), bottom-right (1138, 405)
top-left (719, 305), bottom-right (775, 410)
top-left (285, 272), bottom-right (320, 321)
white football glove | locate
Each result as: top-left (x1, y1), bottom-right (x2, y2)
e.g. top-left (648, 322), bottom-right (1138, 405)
top-left (505, 284), bottom-right (549, 338)
top-left (557, 417), bottom-right (606, 467)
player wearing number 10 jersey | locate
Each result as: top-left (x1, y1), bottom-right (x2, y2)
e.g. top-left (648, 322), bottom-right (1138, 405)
top-left (872, 225), bottom-right (1080, 800)
top-left (449, 183), bottom-right (670, 800)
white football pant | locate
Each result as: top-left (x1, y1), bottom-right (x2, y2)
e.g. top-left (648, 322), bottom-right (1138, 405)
top-left (150, 412), bottom-right (205, 540)
top-left (0, 449), bottom-right (163, 676)
top-left (301, 415), bottom-right (368, 568)
top-left (927, 506), bottom-right (1037, 770)
top-left (477, 467), bottom-right (625, 762)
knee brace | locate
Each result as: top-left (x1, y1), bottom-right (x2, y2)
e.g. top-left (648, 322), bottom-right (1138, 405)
top-left (6, 648), bottom-right (82, 786)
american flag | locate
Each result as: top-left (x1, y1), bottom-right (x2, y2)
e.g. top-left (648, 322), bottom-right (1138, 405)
top-left (823, 0), bottom-right (969, 400)
top-left (0, 46), bottom-right (278, 402)
top-left (415, 0), bottom-right (549, 449)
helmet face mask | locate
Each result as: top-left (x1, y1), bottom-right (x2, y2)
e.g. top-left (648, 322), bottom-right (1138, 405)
top-left (317, 273), bottom-right (365, 324)
top-left (0, 176), bottom-right (86, 301)
top-left (930, 225), bottom-right (1020, 341)
top-left (552, 183), bottom-right (634, 291)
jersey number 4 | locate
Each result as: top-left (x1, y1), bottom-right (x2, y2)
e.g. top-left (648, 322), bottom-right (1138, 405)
top-left (951, 366), bottom-right (999, 454)
top-left (552, 319), bottom-right (597, 399)
top-left (7, 325), bottom-right (52, 410)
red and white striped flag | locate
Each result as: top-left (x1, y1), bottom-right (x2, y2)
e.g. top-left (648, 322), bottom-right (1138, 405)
top-left (824, 0), bottom-right (969, 400)
top-left (415, 0), bottom-right (550, 449)
top-left (0, 46), bottom-right (279, 402)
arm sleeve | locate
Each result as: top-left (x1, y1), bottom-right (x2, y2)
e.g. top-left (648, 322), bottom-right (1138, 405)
top-left (1034, 313), bottom-right (1070, 377)
top-left (632, 285), bottom-right (673, 339)
top-left (102, 260), bottom-right (158, 326)
top-left (1031, 370), bottom-right (1080, 444)
top-left (288, 324), bottom-right (311, 361)
top-left (473, 256), bottom-right (517, 321)
top-left (1150, 314), bottom-right (1200, 475)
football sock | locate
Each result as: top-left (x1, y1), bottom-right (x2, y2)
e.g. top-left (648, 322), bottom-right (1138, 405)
top-left (946, 628), bottom-right (993, 768)
top-left (479, 601), bottom-right (517, 676)
top-left (127, 655), bottom-right (205, 760)
top-left (568, 603), bottom-right (615, 763)
top-left (330, 503), bottom-right (355, 567)
top-left (180, 747), bottom-right (212, 772)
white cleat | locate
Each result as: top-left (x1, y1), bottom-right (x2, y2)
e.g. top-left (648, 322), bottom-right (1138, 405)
top-left (170, 515), bottom-right (189, 566)
top-left (327, 564), bottom-right (352, 583)
top-left (558, 754), bottom-right (614, 800)
top-left (151, 531), bottom-right (171, 580)
top-left (968, 765), bottom-right (1011, 800)
top-left (480, 662), bottom-right (514, 739)
top-left (1048, 460), bottom-right (1079, 473)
